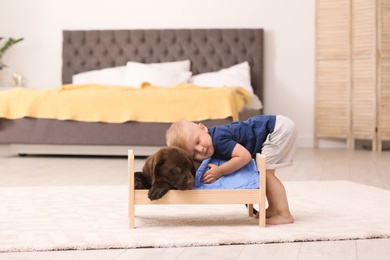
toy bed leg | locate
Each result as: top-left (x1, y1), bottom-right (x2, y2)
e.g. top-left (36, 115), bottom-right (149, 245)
top-left (256, 153), bottom-right (267, 227)
top-left (247, 204), bottom-right (254, 217)
top-left (128, 150), bottom-right (135, 228)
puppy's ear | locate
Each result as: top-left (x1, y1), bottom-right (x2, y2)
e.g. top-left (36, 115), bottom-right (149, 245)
top-left (142, 155), bottom-right (156, 184)
top-left (150, 150), bottom-right (166, 181)
top-left (153, 159), bottom-right (165, 177)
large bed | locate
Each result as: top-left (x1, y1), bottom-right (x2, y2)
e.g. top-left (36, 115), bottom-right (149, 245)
top-left (0, 29), bottom-right (263, 156)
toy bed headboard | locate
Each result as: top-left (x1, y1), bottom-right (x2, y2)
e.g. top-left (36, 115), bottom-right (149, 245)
top-left (62, 28), bottom-right (263, 101)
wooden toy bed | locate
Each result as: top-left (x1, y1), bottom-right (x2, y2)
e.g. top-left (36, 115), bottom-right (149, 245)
top-left (0, 28), bottom-right (264, 156)
top-left (128, 150), bottom-right (267, 228)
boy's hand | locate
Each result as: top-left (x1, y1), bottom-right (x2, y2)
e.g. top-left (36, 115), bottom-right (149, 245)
top-left (200, 143), bottom-right (252, 184)
top-left (201, 164), bottom-right (222, 184)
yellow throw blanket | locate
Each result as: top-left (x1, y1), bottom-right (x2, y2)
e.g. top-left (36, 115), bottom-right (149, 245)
top-left (0, 84), bottom-right (250, 123)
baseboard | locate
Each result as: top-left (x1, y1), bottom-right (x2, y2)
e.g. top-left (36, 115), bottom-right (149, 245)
top-left (296, 136), bottom-right (314, 148)
top-left (296, 136), bottom-right (347, 149)
top-left (8, 144), bottom-right (162, 156)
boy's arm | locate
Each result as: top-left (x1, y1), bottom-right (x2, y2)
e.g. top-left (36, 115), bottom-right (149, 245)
top-left (201, 143), bottom-right (252, 184)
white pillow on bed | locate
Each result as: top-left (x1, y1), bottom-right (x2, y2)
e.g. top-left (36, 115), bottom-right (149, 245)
top-left (150, 59), bottom-right (191, 72)
top-left (189, 62), bottom-right (253, 93)
top-left (189, 62), bottom-right (262, 110)
top-left (72, 66), bottom-right (126, 85)
top-left (72, 60), bottom-right (191, 86)
top-left (124, 61), bottom-right (192, 88)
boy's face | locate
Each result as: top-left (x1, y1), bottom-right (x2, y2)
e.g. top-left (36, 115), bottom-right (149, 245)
top-left (182, 123), bottom-right (214, 161)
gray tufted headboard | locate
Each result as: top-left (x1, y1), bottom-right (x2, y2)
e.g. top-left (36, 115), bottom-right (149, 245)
top-left (62, 29), bottom-right (263, 101)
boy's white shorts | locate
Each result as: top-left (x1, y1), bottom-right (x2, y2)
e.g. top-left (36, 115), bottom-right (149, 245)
top-left (261, 115), bottom-right (297, 170)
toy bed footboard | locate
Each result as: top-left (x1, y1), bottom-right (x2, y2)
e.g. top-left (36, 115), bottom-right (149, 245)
top-left (128, 150), bottom-right (267, 228)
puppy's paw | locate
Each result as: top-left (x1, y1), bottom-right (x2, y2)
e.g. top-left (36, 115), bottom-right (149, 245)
top-left (148, 184), bottom-right (170, 200)
top-left (134, 171), bottom-right (150, 189)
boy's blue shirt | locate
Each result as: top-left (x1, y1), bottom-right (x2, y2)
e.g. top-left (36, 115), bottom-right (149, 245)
top-left (208, 115), bottom-right (276, 159)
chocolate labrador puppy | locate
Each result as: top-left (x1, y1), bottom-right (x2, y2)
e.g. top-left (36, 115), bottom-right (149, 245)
top-left (134, 146), bottom-right (198, 200)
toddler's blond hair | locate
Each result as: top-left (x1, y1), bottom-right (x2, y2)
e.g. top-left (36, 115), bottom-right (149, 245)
top-left (166, 120), bottom-right (196, 148)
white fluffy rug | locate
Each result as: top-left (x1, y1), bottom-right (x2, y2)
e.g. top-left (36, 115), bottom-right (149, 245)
top-left (1, 181), bottom-right (389, 252)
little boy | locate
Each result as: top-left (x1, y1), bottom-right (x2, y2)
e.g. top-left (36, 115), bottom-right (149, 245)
top-left (166, 115), bottom-right (297, 225)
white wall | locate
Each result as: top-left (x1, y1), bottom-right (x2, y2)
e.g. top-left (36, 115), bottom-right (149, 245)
top-left (0, 0), bottom-right (316, 148)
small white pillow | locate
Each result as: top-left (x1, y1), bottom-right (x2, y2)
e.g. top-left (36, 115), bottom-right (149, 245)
top-left (150, 60), bottom-right (191, 72)
top-left (72, 60), bottom-right (191, 85)
top-left (124, 61), bottom-right (192, 88)
top-left (72, 66), bottom-right (126, 85)
top-left (188, 61), bottom-right (254, 94)
top-left (189, 62), bottom-right (262, 110)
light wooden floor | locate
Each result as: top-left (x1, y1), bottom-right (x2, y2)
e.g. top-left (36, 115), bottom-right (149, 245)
top-left (0, 145), bottom-right (389, 260)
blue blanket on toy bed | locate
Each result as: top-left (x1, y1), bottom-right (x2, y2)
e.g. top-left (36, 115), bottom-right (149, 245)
top-left (194, 157), bottom-right (260, 189)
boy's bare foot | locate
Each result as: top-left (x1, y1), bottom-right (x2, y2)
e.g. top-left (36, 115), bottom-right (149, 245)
top-left (266, 208), bottom-right (278, 219)
top-left (266, 214), bottom-right (294, 225)
top-left (254, 208), bottom-right (276, 219)
top-left (254, 212), bottom-right (294, 225)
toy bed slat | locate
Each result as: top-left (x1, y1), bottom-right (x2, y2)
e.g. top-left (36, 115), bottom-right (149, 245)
top-left (128, 150), bottom-right (267, 228)
top-left (133, 190), bottom-right (262, 204)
